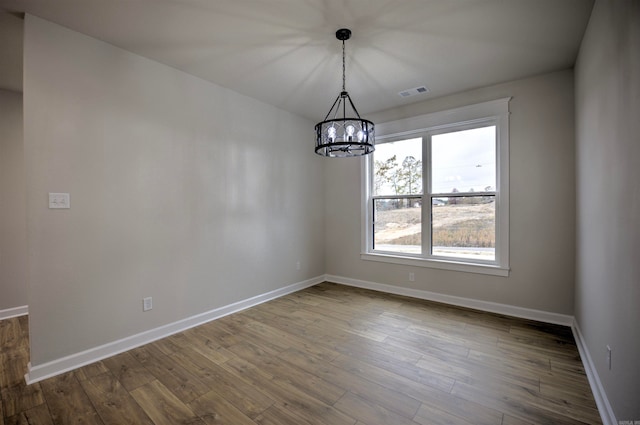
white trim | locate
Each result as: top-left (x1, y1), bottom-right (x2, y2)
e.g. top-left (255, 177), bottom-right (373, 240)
top-left (362, 98), bottom-right (511, 274)
top-left (495, 103), bottom-right (510, 270)
top-left (24, 276), bottom-right (323, 384)
top-left (360, 253), bottom-right (510, 277)
top-left (360, 155), bottom-right (372, 258)
top-left (376, 98), bottom-right (511, 136)
top-left (0, 305), bottom-right (28, 320)
top-left (23, 275), bottom-right (613, 425)
top-left (325, 274), bottom-right (573, 326)
top-left (571, 320), bottom-right (617, 425)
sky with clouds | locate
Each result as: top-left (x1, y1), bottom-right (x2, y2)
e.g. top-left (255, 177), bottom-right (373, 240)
top-left (374, 125), bottom-right (495, 195)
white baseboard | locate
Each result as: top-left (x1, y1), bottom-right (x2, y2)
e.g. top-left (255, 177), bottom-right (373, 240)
top-left (326, 274), bottom-right (574, 326)
top-left (23, 273), bottom-right (615, 425)
top-left (0, 305), bottom-right (28, 320)
top-left (25, 275), bottom-right (324, 384)
top-left (572, 320), bottom-right (617, 425)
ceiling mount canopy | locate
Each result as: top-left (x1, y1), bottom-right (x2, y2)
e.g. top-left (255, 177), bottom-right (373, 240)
top-left (314, 28), bottom-right (375, 158)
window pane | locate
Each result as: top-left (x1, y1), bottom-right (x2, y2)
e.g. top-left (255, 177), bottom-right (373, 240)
top-left (432, 126), bottom-right (496, 194)
top-left (373, 138), bottom-right (422, 196)
top-left (432, 196), bottom-right (495, 260)
top-left (374, 198), bottom-right (421, 254)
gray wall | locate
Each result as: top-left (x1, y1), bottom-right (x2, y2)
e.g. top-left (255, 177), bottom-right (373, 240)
top-left (0, 89), bottom-right (27, 312)
top-left (23, 15), bottom-right (325, 366)
top-left (0, 12), bottom-right (23, 93)
top-left (575, 0), bottom-right (640, 419)
top-left (326, 70), bottom-right (577, 315)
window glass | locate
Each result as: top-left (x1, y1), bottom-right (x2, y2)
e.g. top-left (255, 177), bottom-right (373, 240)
top-left (373, 138), bottom-right (422, 196)
top-left (374, 198), bottom-right (421, 254)
top-left (431, 126), bottom-right (496, 194)
top-left (431, 196), bottom-right (495, 260)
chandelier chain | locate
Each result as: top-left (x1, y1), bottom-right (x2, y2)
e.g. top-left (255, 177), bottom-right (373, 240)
top-left (342, 39), bottom-right (346, 91)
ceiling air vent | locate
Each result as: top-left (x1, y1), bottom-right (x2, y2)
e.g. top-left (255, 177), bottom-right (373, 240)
top-left (398, 85), bottom-right (430, 98)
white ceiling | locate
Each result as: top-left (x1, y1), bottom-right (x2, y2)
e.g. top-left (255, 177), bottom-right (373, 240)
top-left (0, 0), bottom-right (594, 120)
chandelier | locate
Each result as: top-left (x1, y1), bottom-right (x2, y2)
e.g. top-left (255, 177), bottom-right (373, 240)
top-left (315, 29), bottom-right (375, 157)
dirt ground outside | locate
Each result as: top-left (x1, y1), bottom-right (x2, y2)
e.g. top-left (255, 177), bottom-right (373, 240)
top-left (374, 201), bottom-right (495, 259)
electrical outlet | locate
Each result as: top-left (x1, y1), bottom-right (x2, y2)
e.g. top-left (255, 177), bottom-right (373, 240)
top-left (296, 261), bottom-right (301, 270)
top-left (49, 193), bottom-right (70, 209)
top-left (409, 272), bottom-right (415, 282)
top-left (143, 297), bottom-right (153, 312)
top-left (606, 345), bottom-right (612, 370)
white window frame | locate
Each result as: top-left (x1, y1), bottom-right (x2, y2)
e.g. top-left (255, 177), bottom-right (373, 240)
top-left (361, 98), bottom-right (511, 276)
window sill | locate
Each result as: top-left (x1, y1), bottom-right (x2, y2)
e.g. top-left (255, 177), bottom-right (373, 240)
top-left (360, 252), bottom-right (510, 277)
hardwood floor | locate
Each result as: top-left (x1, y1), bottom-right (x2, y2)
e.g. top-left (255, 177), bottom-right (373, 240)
top-left (1, 282), bottom-right (602, 424)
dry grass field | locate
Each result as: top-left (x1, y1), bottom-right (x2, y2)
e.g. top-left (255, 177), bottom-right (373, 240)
top-left (374, 202), bottom-right (495, 256)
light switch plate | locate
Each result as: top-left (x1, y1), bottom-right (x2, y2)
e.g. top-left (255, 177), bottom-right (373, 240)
top-left (49, 193), bottom-right (70, 209)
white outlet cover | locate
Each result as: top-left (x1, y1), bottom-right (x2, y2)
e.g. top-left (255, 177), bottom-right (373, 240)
top-left (143, 297), bottom-right (153, 311)
top-left (49, 193), bottom-right (70, 209)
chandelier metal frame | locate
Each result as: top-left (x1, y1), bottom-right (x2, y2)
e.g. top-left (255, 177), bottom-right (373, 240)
top-left (314, 28), bottom-right (375, 158)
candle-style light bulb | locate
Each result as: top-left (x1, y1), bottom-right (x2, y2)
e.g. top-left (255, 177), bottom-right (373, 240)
top-left (346, 125), bottom-right (355, 141)
top-left (327, 126), bottom-right (337, 141)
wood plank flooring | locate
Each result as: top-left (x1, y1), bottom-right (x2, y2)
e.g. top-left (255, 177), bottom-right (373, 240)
top-left (0, 282), bottom-right (602, 424)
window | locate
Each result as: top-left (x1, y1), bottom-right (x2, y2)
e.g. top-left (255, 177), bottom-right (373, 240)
top-left (362, 99), bottom-right (510, 276)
